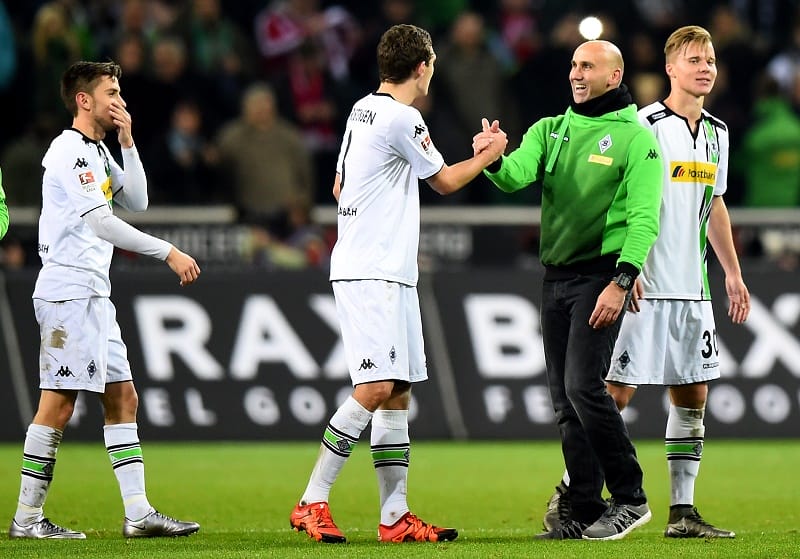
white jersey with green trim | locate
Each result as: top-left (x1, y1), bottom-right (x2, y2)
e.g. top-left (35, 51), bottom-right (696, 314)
top-left (34, 129), bottom-right (129, 300)
top-left (329, 92), bottom-right (444, 286)
top-left (637, 101), bottom-right (728, 300)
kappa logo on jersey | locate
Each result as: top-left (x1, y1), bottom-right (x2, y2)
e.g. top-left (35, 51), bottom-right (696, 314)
top-left (598, 134), bottom-right (613, 154)
top-left (55, 366), bottom-right (74, 377)
top-left (549, 132), bottom-right (569, 142)
top-left (645, 149), bottom-right (659, 160)
top-left (358, 358), bottom-right (377, 371)
top-left (670, 162), bottom-right (716, 183)
top-left (413, 124), bottom-right (426, 138)
top-left (73, 157), bottom-right (89, 169)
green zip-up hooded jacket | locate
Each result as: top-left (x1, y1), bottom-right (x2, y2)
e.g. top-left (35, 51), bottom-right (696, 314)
top-left (486, 97), bottom-right (662, 275)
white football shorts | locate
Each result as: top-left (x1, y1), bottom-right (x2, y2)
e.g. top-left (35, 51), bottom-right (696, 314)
top-left (35, 297), bottom-right (133, 393)
top-left (606, 299), bottom-right (720, 386)
top-left (331, 279), bottom-right (428, 386)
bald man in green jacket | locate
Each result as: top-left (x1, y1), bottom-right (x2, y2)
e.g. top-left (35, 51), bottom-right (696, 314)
top-left (475, 40), bottom-right (662, 541)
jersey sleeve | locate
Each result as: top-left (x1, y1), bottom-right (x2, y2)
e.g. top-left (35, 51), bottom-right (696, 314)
top-left (386, 109), bottom-right (444, 180)
top-left (714, 123), bottom-right (729, 197)
top-left (618, 128), bottom-right (663, 270)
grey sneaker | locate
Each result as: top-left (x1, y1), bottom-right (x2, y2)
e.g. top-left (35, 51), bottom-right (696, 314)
top-left (9, 518), bottom-right (86, 539)
top-left (664, 506), bottom-right (735, 538)
top-left (123, 510), bottom-right (200, 538)
top-left (535, 518), bottom-right (588, 540)
top-left (542, 481), bottom-right (570, 532)
top-left (582, 500), bottom-right (651, 541)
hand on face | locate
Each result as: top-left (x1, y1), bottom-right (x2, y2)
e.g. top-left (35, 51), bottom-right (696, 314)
top-left (110, 98), bottom-right (134, 148)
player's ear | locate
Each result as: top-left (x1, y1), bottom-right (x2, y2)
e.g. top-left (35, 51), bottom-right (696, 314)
top-left (76, 92), bottom-right (91, 110)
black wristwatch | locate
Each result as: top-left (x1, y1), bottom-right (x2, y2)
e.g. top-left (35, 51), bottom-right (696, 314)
top-left (612, 272), bottom-right (634, 291)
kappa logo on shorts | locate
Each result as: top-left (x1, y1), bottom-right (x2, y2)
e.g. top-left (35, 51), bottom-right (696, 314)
top-left (55, 366), bottom-right (74, 377)
top-left (87, 360), bottom-right (97, 379)
top-left (358, 358), bottom-right (377, 371)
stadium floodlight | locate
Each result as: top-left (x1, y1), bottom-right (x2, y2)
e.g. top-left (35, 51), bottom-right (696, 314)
top-left (579, 16), bottom-right (603, 40)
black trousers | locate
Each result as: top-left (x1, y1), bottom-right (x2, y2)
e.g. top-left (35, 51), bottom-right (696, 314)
top-left (540, 274), bottom-right (647, 523)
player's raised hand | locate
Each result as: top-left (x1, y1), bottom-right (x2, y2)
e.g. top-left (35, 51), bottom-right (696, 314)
top-left (111, 96), bottom-right (134, 148)
top-left (165, 247), bottom-right (201, 286)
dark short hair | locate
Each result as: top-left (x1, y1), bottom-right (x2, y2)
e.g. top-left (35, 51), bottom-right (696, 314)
top-left (60, 61), bottom-right (122, 116)
top-left (377, 24), bottom-right (433, 84)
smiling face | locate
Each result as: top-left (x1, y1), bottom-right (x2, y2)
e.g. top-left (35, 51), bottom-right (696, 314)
top-left (569, 41), bottom-right (622, 104)
top-left (666, 41), bottom-right (717, 98)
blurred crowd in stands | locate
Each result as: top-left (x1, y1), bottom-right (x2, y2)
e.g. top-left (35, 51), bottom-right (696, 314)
top-left (1, 0), bottom-right (800, 270)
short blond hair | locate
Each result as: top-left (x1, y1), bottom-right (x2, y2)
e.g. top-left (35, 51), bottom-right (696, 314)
top-left (664, 25), bottom-right (713, 61)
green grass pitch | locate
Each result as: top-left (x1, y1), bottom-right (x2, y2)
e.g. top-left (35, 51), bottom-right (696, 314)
top-left (0, 440), bottom-right (797, 558)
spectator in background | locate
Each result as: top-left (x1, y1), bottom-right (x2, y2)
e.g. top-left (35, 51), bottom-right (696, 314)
top-left (708, 5), bottom-right (764, 130)
top-left (625, 31), bottom-right (666, 106)
top-left (216, 82), bottom-right (314, 236)
top-left (0, 115), bottom-right (60, 206)
top-left (494, 0), bottom-right (540, 71)
top-left (254, 0), bottom-right (360, 82)
top-left (437, 11), bottom-right (512, 142)
top-left (766, 16), bottom-right (800, 99)
top-left (170, 0), bottom-right (255, 123)
top-left (350, 0), bottom-right (419, 91)
top-left (739, 75), bottom-right (800, 207)
top-left (114, 32), bottom-right (158, 146)
top-left (146, 99), bottom-right (221, 205)
top-left (275, 40), bottom-right (358, 204)
top-left (435, 11), bottom-right (520, 204)
top-left (31, 2), bottom-right (82, 120)
top-left (102, 0), bottom-right (165, 59)
top-left (513, 12), bottom-right (584, 125)
top-left (148, 35), bottom-right (217, 137)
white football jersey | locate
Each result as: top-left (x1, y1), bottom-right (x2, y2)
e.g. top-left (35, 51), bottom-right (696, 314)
top-left (34, 129), bottom-right (131, 300)
top-left (329, 93), bottom-right (444, 286)
top-left (637, 102), bottom-right (729, 300)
